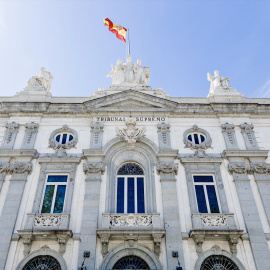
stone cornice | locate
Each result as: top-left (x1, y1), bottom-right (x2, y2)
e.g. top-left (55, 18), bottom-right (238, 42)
top-left (223, 150), bottom-right (269, 159)
top-left (0, 149), bottom-right (38, 159)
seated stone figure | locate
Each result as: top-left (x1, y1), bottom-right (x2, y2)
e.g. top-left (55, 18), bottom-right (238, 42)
top-left (26, 67), bottom-right (53, 91)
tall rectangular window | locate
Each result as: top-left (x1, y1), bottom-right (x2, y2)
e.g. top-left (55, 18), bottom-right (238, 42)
top-left (41, 175), bottom-right (68, 214)
top-left (193, 175), bottom-right (220, 213)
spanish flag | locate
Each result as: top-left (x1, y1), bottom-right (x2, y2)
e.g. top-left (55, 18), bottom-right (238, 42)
top-left (103, 18), bottom-right (127, 43)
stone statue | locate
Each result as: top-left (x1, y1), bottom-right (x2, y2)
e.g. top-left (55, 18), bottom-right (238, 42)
top-left (106, 59), bottom-right (125, 85)
top-left (26, 67), bottom-right (53, 91)
top-left (207, 70), bottom-right (230, 92)
top-left (106, 56), bottom-right (150, 86)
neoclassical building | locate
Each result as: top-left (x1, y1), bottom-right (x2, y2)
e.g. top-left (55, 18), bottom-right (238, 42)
top-left (0, 58), bottom-right (270, 270)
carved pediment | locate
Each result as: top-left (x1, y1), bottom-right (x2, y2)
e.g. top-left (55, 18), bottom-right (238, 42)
top-left (84, 90), bottom-right (177, 111)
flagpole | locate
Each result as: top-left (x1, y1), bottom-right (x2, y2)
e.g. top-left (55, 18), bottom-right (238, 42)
top-left (127, 28), bottom-right (130, 56)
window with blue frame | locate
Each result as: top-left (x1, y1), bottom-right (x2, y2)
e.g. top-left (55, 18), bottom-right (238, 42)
top-left (41, 175), bottom-right (68, 214)
top-left (116, 163), bottom-right (145, 214)
top-left (193, 175), bottom-right (220, 213)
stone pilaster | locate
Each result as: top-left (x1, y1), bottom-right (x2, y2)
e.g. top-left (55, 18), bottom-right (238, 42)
top-left (0, 162), bottom-right (32, 269)
top-left (221, 123), bottom-right (239, 150)
top-left (229, 163), bottom-right (270, 269)
top-left (78, 161), bottom-right (105, 269)
top-left (21, 122), bottom-right (39, 149)
top-left (90, 122), bottom-right (104, 149)
top-left (156, 161), bottom-right (185, 269)
top-left (157, 123), bottom-right (171, 149)
top-left (240, 123), bottom-right (259, 150)
top-left (0, 122), bottom-right (19, 149)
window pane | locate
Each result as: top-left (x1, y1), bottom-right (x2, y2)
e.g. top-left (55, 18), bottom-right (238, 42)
top-left (206, 185), bottom-right (220, 213)
top-left (53, 185), bottom-right (66, 213)
top-left (41, 185), bottom-right (55, 213)
top-left (194, 175), bottom-right (213, 183)
top-left (56, 135), bottom-right (61, 142)
top-left (188, 134), bottom-right (192, 141)
top-left (47, 175), bottom-right (68, 182)
top-left (200, 134), bottom-right (205, 142)
top-left (137, 177), bottom-right (145, 213)
top-left (128, 177), bottom-right (135, 213)
top-left (194, 134), bottom-right (199, 144)
top-left (69, 134), bottom-right (74, 141)
top-left (117, 178), bottom-right (124, 213)
top-left (62, 134), bottom-right (67, 144)
top-left (195, 185), bottom-right (208, 213)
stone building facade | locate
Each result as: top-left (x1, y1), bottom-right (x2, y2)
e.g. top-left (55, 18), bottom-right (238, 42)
top-left (0, 59), bottom-right (270, 270)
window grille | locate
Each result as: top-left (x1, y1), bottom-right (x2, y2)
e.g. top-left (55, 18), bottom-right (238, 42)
top-left (113, 256), bottom-right (150, 269)
top-left (22, 255), bottom-right (61, 270)
top-left (193, 175), bottom-right (220, 213)
top-left (117, 163), bottom-right (144, 175)
top-left (200, 255), bottom-right (239, 270)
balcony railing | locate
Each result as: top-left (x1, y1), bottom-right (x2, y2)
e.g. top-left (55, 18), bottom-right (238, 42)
top-left (192, 213), bottom-right (237, 230)
top-left (100, 213), bottom-right (162, 229)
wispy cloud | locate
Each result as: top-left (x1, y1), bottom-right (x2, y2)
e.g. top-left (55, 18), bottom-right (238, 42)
top-left (252, 78), bottom-right (270, 98)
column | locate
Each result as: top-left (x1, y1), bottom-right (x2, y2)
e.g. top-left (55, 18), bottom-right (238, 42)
top-left (229, 163), bottom-right (270, 269)
top-left (0, 162), bottom-right (32, 269)
top-left (77, 162), bottom-right (105, 269)
top-left (157, 162), bottom-right (185, 269)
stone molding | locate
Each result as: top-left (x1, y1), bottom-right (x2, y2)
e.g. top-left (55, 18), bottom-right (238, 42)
top-left (48, 125), bottom-right (78, 157)
top-left (221, 123), bottom-right (239, 150)
top-left (0, 122), bottom-right (19, 149)
top-left (156, 162), bottom-right (178, 176)
top-left (21, 122), bottom-right (39, 149)
top-left (240, 123), bottom-right (259, 150)
top-left (183, 125), bottom-right (212, 150)
top-left (90, 122), bottom-right (104, 149)
top-left (157, 122), bottom-right (171, 149)
top-left (194, 245), bottom-right (245, 270)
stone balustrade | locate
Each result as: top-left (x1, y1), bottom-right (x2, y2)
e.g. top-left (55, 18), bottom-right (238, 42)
top-left (100, 213), bottom-right (162, 229)
top-left (192, 213), bottom-right (237, 230)
top-left (24, 213), bottom-right (70, 230)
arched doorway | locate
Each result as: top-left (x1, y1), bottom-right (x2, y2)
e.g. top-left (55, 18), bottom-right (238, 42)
top-left (200, 255), bottom-right (239, 270)
top-left (113, 255), bottom-right (150, 269)
top-left (22, 255), bottom-right (61, 270)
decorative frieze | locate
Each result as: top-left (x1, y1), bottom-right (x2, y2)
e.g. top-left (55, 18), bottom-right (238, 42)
top-left (228, 163), bottom-right (250, 175)
top-left (90, 122), bottom-right (104, 149)
top-left (157, 122), bottom-right (171, 149)
top-left (0, 162), bottom-right (32, 176)
top-left (34, 215), bottom-right (62, 227)
top-left (201, 214), bottom-right (228, 227)
top-left (0, 122), bottom-right (19, 149)
top-left (116, 120), bottom-right (146, 148)
top-left (110, 214), bottom-right (153, 227)
top-left (221, 123), bottom-right (239, 150)
top-left (240, 123), bottom-right (259, 150)
top-left (21, 122), bottom-right (39, 149)
top-left (156, 163), bottom-right (178, 175)
top-left (228, 162), bottom-right (270, 175)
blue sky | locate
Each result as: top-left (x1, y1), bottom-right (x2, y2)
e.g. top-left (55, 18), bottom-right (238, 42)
top-left (0, 0), bottom-right (270, 98)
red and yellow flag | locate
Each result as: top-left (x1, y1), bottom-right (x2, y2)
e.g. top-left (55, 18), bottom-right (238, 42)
top-left (103, 18), bottom-right (127, 42)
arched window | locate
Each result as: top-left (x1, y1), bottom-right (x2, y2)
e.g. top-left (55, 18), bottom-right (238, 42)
top-left (117, 163), bottom-right (145, 213)
top-left (200, 255), bottom-right (239, 270)
top-left (22, 255), bottom-right (61, 270)
top-left (113, 255), bottom-right (150, 269)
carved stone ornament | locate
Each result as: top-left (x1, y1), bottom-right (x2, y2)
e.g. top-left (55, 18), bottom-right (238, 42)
top-left (100, 234), bottom-right (110, 257)
top-left (240, 123), bottom-right (258, 149)
top-left (207, 70), bottom-right (230, 92)
top-left (0, 162), bottom-right (32, 175)
top-left (153, 234), bottom-right (162, 257)
top-left (221, 123), bottom-right (238, 149)
top-left (110, 214), bottom-right (153, 227)
top-left (183, 125), bottom-right (212, 150)
top-left (250, 163), bottom-right (269, 174)
top-left (34, 215), bottom-right (62, 227)
top-left (83, 163), bottom-right (105, 174)
top-left (156, 163), bottom-right (178, 175)
top-left (210, 245), bottom-right (223, 255)
top-left (116, 120), bottom-right (146, 148)
top-left (194, 236), bottom-right (204, 256)
top-left (22, 237), bottom-right (32, 257)
top-left (228, 163), bottom-right (250, 175)
top-left (48, 125), bottom-right (78, 157)
top-left (201, 215), bottom-right (228, 227)
top-left (5, 122), bottom-right (19, 143)
top-left (157, 122), bottom-right (171, 147)
top-left (107, 55), bottom-right (150, 86)
top-left (228, 237), bottom-right (238, 256)
top-left (25, 67), bottom-right (53, 91)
